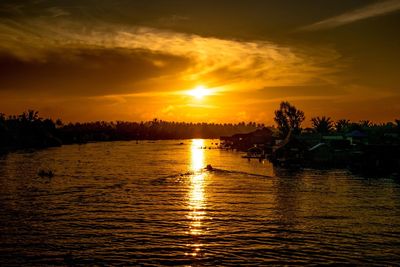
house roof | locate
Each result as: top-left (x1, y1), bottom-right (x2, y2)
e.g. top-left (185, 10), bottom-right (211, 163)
top-left (346, 130), bottom-right (367, 138)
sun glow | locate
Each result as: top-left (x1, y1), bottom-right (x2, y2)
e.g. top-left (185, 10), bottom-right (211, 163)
top-left (188, 85), bottom-right (211, 99)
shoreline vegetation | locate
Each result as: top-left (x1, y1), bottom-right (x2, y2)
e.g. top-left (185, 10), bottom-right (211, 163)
top-left (1, 102), bottom-right (400, 176)
top-left (0, 110), bottom-right (260, 153)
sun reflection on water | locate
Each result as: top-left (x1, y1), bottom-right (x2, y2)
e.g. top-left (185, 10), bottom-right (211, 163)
top-left (186, 139), bottom-right (207, 257)
top-left (191, 139), bottom-right (205, 172)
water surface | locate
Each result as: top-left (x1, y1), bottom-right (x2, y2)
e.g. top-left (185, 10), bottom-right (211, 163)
top-left (1, 140), bottom-right (400, 266)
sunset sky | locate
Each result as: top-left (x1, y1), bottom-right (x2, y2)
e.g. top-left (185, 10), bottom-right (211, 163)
top-left (0, 0), bottom-right (399, 124)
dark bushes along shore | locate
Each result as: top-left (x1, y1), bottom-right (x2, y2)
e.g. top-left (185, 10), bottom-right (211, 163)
top-left (0, 110), bottom-right (261, 153)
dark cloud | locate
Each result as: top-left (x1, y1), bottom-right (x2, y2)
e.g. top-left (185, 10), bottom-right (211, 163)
top-left (0, 48), bottom-right (190, 96)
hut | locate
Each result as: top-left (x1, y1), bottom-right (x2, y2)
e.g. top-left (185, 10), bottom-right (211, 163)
top-left (346, 130), bottom-right (368, 145)
top-left (268, 137), bottom-right (308, 166)
top-left (220, 127), bottom-right (274, 151)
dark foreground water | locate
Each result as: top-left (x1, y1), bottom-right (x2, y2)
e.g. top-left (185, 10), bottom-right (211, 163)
top-left (1, 139), bottom-right (400, 266)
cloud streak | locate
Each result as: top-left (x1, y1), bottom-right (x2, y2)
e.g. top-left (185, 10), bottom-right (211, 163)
top-left (300, 0), bottom-right (400, 31)
top-left (0, 16), bottom-right (341, 97)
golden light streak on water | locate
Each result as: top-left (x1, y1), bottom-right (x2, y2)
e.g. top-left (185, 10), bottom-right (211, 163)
top-left (186, 139), bottom-right (207, 257)
top-left (191, 139), bottom-right (205, 171)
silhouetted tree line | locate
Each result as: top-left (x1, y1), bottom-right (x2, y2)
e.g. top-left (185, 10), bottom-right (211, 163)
top-left (274, 101), bottom-right (400, 140)
top-left (60, 119), bottom-right (262, 144)
top-left (0, 110), bottom-right (61, 152)
top-left (0, 110), bottom-right (262, 152)
top-left (310, 117), bottom-right (400, 144)
top-left (2, 107), bottom-right (399, 153)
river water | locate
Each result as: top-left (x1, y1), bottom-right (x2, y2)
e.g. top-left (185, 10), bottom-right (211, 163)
top-left (1, 139), bottom-right (400, 266)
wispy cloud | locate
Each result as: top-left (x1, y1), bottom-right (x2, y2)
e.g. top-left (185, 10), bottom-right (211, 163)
top-left (300, 0), bottom-right (400, 31)
top-left (0, 16), bottom-right (340, 95)
top-left (47, 7), bottom-right (70, 18)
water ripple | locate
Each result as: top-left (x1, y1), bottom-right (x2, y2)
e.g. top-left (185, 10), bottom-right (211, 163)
top-left (1, 140), bottom-right (400, 265)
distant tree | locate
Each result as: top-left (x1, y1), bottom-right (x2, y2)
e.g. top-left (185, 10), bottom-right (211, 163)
top-left (384, 122), bottom-right (394, 128)
top-left (359, 120), bottom-right (372, 128)
top-left (274, 101), bottom-right (305, 137)
top-left (335, 119), bottom-right (350, 133)
top-left (19, 110), bottom-right (40, 123)
top-left (396, 119), bottom-right (400, 128)
top-left (0, 113), bottom-right (6, 132)
top-left (311, 116), bottom-right (334, 134)
top-left (55, 119), bottom-right (63, 127)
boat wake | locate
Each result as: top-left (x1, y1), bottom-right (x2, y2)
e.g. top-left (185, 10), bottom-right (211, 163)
top-left (208, 167), bottom-right (272, 178)
top-left (151, 166), bottom-right (272, 184)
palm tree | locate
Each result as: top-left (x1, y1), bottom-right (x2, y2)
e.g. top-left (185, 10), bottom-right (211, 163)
top-left (359, 120), bottom-right (372, 128)
top-left (395, 119), bottom-right (400, 128)
top-left (335, 119), bottom-right (350, 133)
top-left (311, 116), bottom-right (334, 134)
top-left (19, 110), bottom-right (40, 123)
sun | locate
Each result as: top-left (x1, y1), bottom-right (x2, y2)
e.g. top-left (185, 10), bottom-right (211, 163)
top-left (188, 85), bottom-right (210, 99)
